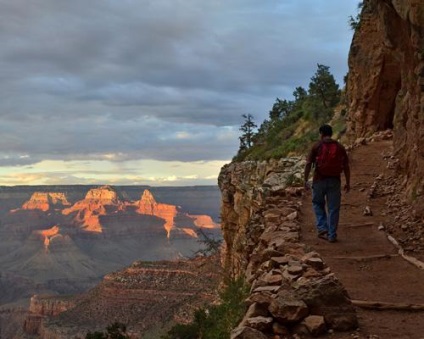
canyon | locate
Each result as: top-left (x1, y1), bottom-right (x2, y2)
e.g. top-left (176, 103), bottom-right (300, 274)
top-left (0, 185), bottom-right (220, 310)
top-left (3, 1), bottom-right (424, 338)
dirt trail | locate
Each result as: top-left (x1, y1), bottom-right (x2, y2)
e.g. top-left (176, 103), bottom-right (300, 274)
top-left (301, 139), bottom-right (424, 339)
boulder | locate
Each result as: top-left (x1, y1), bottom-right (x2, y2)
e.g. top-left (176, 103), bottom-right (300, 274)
top-left (301, 315), bottom-right (327, 336)
top-left (268, 291), bottom-right (309, 323)
top-left (230, 326), bottom-right (268, 339)
top-left (294, 275), bottom-right (358, 330)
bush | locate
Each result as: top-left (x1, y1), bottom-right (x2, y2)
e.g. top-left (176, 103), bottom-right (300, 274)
top-left (85, 322), bottom-right (129, 339)
top-left (162, 278), bottom-right (249, 339)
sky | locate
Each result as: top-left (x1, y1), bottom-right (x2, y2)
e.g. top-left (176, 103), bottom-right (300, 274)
top-left (0, 0), bottom-right (359, 186)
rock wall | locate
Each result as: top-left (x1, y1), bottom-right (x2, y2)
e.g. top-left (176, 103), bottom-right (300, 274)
top-left (218, 158), bottom-right (304, 277)
top-left (347, 0), bottom-right (424, 202)
top-left (218, 158), bottom-right (357, 337)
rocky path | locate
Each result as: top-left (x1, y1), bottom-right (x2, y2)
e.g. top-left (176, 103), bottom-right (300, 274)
top-left (301, 139), bottom-right (424, 338)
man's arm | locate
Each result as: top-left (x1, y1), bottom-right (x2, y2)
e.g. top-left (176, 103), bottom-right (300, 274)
top-left (343, 164), bottom-right (351, 193)
top-left (304, 162), bottom-right (312, 189)
top-left (304, 146), bottom-right (315, 190)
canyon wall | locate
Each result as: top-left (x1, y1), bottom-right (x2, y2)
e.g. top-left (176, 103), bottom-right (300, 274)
top-left (347, 0), bottom-right (424, 202)
top-left (218, 158), bottom-right (357, 337)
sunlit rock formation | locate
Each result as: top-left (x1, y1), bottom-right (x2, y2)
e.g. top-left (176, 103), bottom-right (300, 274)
top-left (62, 186), bottom-right (125, 232)
top-left (21, 192), bottom-right (71, 212)
top-left (33, 226), bottom-right (60, 252)
top-left (135, 189), bottom-right (177, 238)
top-left (188, 214), bottom-right (219, 229)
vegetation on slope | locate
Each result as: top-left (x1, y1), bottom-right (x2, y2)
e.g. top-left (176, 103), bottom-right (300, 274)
top-left (162, 277), bottom-right (249, 339)
top-left (235, 64), bottom-right (346, 161)
top-left (348, 1), bottom-right (364, 31)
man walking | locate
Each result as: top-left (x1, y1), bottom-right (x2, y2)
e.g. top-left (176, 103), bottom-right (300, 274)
top-left (304, 124), bottom-right (350, 242)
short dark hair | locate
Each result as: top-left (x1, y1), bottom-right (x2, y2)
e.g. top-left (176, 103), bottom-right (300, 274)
top-left (319, 124), bottom-right (333, 137)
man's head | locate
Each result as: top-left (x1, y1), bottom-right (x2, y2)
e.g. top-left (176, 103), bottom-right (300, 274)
top-left (319, 124), bottom-right (333, 137)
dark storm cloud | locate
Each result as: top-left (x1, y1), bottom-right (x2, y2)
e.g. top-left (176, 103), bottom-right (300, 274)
top-left (0, 0), bottom-right (358, 166)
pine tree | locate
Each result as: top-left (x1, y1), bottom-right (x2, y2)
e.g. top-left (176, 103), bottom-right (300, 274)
top-left (308, 64), bottom-right (340, 109)
top-left (238, 114), bottom-right (257, 152)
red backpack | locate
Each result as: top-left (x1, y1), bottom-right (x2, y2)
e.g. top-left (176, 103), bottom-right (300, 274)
top-left (315, 141), bottom-right (344, 176)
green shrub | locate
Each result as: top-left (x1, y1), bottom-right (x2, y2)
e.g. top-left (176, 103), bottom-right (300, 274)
top-left (162, 278), bottom-right (249, 339)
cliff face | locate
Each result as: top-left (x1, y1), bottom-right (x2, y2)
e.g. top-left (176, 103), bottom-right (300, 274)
top-left (218, 158), bottom-right (304, 276)
top-left (218, 158), bottom-right (357, 337)
top-left (347, 0), bottom-right (424, 202)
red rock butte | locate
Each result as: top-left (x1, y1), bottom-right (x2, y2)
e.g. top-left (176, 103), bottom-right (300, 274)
top-left (22, 192), bottom-right (71, 212)
top-left (14, 185), bottom-right (220, 250)
top-left (62, 186), bottom-right (125, 233)
top-left (135, 189), bottom-right (177, 238)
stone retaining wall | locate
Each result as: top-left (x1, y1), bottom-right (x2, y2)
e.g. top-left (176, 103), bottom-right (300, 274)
top-left (218, 159), bottom-right (358, 337)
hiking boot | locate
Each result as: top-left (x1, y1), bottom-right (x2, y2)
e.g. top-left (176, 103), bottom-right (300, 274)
top-left (328, 237), bottom-right (337, 243)
top-left (318, 231), bottom-right (328, 240)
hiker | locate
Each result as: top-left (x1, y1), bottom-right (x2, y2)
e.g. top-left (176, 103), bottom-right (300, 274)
top-left (304, 124), bottom-right (350, 242)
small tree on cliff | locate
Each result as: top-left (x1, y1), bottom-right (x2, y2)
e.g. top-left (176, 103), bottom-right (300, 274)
top-left (238, 114), bottom-right (257, 153)
top-left (349, 2), bottom-right (364, 31)
top-left (195, 228), bottom-right (222, 256)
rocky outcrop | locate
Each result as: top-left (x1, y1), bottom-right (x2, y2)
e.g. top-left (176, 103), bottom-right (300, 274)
top-left (347, 0), bottom-right (424, 206)
top-left (218, 158), bottom-right (357, 337)
top-left (62, 186), bottom-right (125, 232)
top-left (24, 295), bottom-right (76, 335)
top-left (135, 189), bottom-right (177, 238)
top-left (28, 295), bottom-right (76, 316)
top-left (22, 192), bottom-right (71, 212)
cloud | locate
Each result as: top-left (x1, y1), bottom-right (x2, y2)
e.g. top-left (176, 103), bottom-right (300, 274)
top-left (0, 159), bottom-right (226, 186)
top-left (0, 0), bottom-right (358, 183)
